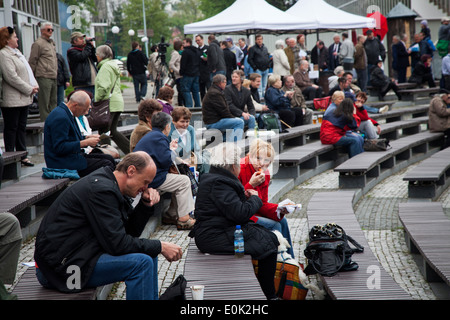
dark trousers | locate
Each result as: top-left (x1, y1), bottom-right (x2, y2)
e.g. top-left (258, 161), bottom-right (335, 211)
top-left (302, 86), bottom-right (323, 100)
top-left (278, 108), bottom-right (304, 128)
top-left (78, 153), bottom-right (115, 178)
top-left (99, 112), bottom-right (130, 155)
top-left (132, 73), bottom-right (148, 102)
top-left (199, 77), bottom-right (211, 101)
top-left (395, 67), bottom-right (407, 83)
top-left (0, 106), bottom-right (29, 159)
top-left (256, 252), bottom-right (277, 299)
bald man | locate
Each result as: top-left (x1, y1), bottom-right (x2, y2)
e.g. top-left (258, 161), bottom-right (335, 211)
top-left (44, 90), bottom-right (115, 177)
top-left (35, 152), bottom-right (181, 299)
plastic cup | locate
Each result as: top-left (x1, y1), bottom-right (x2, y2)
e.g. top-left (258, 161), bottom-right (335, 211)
top-left (190, 285), bottom-right (205, 300)
top-left (312, 115), bottom-right (318, 124)
top-left (318, 115), bottom-right (323, 124)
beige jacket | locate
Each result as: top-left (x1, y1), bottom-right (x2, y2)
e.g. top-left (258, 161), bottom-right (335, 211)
top-left (28, 36), bottom-right (57, 79)
top-left (130, 120), bottom-right (152, 152)
top-left (429, 96), bottom-right (450, 132)
top-left (0, 47), bottom-right (34, 107)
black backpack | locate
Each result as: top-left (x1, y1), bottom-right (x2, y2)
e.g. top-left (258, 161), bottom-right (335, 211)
top-left (304, 223), bottom-right (364, 277)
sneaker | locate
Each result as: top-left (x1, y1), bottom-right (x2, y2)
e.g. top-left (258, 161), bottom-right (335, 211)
top-left (379, 105), bottom-right (389, 114)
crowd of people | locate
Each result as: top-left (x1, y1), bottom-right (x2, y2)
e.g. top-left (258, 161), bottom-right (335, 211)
top-left (2, 16), bottom-right (450, 301)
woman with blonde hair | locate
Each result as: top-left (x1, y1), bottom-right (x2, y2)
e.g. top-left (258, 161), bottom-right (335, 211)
top-left (238, 138), bottom-right (294, 257)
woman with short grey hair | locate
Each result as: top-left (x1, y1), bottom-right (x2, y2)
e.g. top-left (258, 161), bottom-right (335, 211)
top-left (134, 112), bottom-right (195, 230)
top-left (95, 44), bottom-right (130, 154)
top-left (190, 142), bottom-right (279, 299)
top-left (272, 40), bottom-right (290, 79)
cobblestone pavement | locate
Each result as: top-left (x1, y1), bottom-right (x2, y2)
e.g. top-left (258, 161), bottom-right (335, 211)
top-left (11, 160), bottom-right (445, 300)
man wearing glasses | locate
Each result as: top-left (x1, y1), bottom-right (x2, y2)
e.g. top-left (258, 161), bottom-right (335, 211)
top-left (29, 22), bottom-right (58, 121)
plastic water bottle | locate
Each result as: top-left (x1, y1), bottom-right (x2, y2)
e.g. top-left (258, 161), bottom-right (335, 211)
top-left (234, 225), bottom-right (244, 258)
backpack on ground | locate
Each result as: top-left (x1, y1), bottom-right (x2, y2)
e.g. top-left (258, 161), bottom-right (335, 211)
top-left (304, 223), bottom-right (364, 277)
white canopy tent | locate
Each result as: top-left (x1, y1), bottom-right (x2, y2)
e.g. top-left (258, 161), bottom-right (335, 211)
top-left (183, 0), bottom-right (316, 35)
top-left (286, 0), bottom-right (376, 30)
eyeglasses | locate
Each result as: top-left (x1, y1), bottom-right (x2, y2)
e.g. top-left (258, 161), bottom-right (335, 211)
top-left (46, 28), bottom-right (54, 32)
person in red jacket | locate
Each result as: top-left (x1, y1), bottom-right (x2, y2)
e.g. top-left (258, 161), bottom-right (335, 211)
top-left (238, 139), bottom-right (294, 258)
top-left (320, 97), bottom-right (364, 158)
top-left (354, 92), bottom-right (381, 139)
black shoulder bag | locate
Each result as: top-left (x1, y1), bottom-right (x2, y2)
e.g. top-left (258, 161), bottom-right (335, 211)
top-left (304, 223), bottom-right (364, 277)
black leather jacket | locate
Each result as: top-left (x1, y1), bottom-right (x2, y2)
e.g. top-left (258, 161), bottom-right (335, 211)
top-left (67, 42), bottom-right (98, 87)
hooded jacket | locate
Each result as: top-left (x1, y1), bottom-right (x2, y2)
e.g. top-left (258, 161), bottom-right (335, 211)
top-left (189, 166), bottom-right (279, 260)
top-left (180, 45), bottom-right (200, 77)
top-left (94, 58), bottom-right (124, 112)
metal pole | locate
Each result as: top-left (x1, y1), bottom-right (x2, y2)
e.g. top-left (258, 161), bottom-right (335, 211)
top-left (142, 0), bottom-right (149, 56)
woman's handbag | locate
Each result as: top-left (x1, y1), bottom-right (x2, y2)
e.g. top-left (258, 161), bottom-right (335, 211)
top-left (159, 274), bottom-right (187, 300)
top-left (313, 96), bottom-right (331, 110)
top-left (87, 82), bottom-right (116, 130)
top-left (363, 138), bottom-right (391, 151)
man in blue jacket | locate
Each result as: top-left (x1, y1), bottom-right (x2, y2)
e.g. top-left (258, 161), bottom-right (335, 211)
top-left (43, 90), bottom-right (115, 177)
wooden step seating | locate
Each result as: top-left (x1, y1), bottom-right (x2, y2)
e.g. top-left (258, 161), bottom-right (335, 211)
top-left (11, 267), bottom-right (98, 300)
top-left (334, 131), bottom-right (444, 193)
top-left (397, 87), bottom-right (440, 104)
top-left (0, 173), bottom-right (71, 228)
top-left (403, 147), bottom-right (450, 200)
top-left (399, 202), bottom-right (450, 288)
top-left (274, 116), bottom-right (430, 186)
top-left (183, 239), bottom-right (266, 300)
top-left (1, 151), bottom-right (27, 182)
top-left (307, 191), bottom-right (412, 300)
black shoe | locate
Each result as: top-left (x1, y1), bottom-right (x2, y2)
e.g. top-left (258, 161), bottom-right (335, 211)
top-left (21, 159), bottom-right (34, 167)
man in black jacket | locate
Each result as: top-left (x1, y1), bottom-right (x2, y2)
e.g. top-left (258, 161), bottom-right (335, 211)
top-left (202, 74), bottom-right (244, 142)
top-left (224, 70), bottom-right (256, 129)
top-left (67, 32), bottom-right (97, 97)
top-left (247, 34), bottom-right (270, 98)
top-left (207, 34), bottom-right (226, 82)
top-left (127, 41), bottom-right (149, 102)
top-left (34, 152), bottom-right (182, 300)
top-left (180, 37), bottom-right (201, 108)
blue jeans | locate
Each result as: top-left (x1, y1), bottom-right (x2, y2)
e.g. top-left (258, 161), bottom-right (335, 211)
top-left (180, 76), bottom-right (201, 108)
top-left (335, 132), bottom-right (364, 158)
top-left (210, 70), bottom-right (226, 83)
top-left (241, 115), bottom-right (256, 129)
top-left (255, 69), bottom-right (269, 98)
top-left (57, 86), bottom-right (66, 106)
top-left (133, 73), bottom-right (148, 102)
top-left (256, 216), bottom-right (294, 258)
top-left (36, 253), bottom-right (159, 300)
top-left (363, 105), bottom-right (379, 114)
top-left (206, 117), bottom-right (245, 141)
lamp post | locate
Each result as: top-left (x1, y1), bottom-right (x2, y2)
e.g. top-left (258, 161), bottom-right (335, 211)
top-left (142, 0), bottom-right (149, 56)
top-left (111, 26), bottom-right (120, 59)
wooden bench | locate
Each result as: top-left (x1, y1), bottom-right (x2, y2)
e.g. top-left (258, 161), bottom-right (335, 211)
top-left (397, 87), bottom-right (440, 104)
top-left (367, 82), bottom-right (417, 97)
top-left (11, 267), bottom-right (99, 300)
top-left (399, 202), bottom-right (450, 289)
top-left (25, 121), bottom-right (45, 152)
top-left (1, 151), bottom-right (27, 182)
top-left (273, 141), bottom-right (346, 184)
top-left (307, 191), bottom-right (412, 300)
top-left (273, 117), bottom-right (430, 185)
top-left (183, 239), bottom-right (266, 300)
top-left (370, 104), bottom-right (429, 123)
top-left (334, 131), bottom-right (444, 193)
top-left (403, 147), bottom-right (450, 200)
top-left (0, 173), bottom-right (71, 229)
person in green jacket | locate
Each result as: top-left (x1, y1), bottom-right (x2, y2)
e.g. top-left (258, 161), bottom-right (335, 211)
top-left (95, 45), bottom-right (130, 154)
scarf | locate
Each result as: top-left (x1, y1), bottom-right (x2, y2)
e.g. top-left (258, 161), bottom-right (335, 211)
top-left (8, 46), bottom-right (38, 87)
